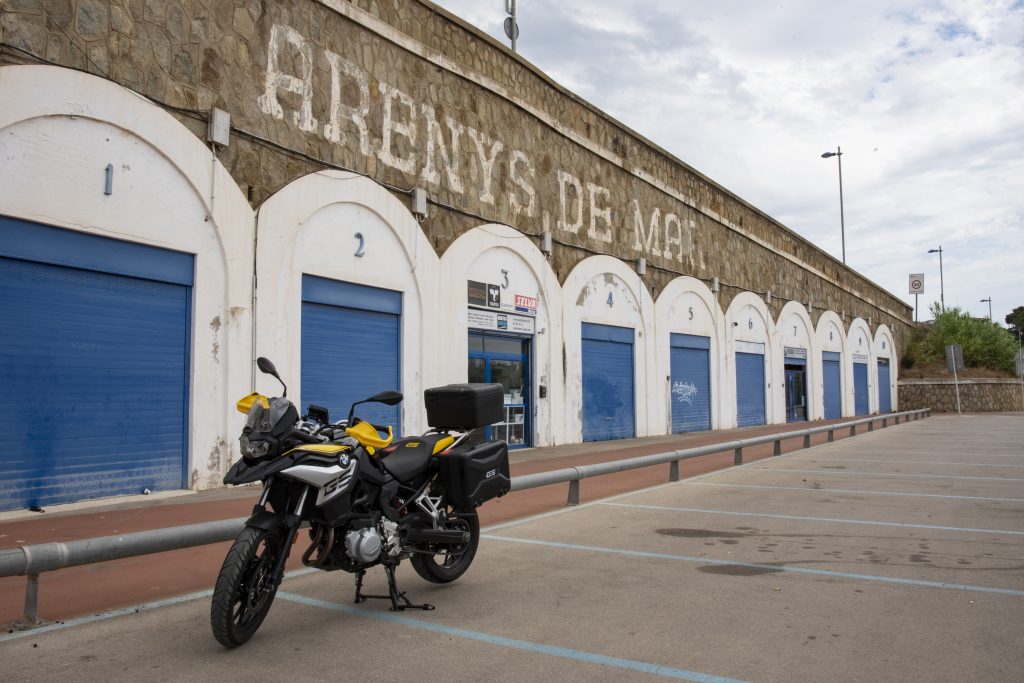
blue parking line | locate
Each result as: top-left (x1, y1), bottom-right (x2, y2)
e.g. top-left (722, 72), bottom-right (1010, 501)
top-left (277, 591), bottom-right (749, 683)
top-left (686, 482), bottom-right (1024, 502)
top-left (755, 468), bottom-right (1024, 482)
top-left (482, 535), bottom-right (1024, 597)
top-left (600, 502), bottom-right (1024, 536)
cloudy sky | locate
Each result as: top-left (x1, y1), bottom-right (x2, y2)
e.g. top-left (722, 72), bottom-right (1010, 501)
top-left (432, 0), bottom-right (1024, 325)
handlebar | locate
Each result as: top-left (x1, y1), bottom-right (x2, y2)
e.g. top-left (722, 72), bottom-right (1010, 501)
top-left (289, 428), bottom-right (322, 444)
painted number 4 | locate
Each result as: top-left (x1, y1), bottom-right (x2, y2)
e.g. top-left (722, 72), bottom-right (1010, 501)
top-left (607, 292), bottom-right (614, 308)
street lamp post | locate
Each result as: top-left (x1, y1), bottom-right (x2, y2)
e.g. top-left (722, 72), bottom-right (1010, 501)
top-left (980, 297), bottom-right (992, 321)
top-left (821, 147), bottom-right (846, 264)
top-left (928, 246), bottom-right (945, 311)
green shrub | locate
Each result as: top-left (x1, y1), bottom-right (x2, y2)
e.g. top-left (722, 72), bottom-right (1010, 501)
top-left (912, 304), bottom-right (1018, 373)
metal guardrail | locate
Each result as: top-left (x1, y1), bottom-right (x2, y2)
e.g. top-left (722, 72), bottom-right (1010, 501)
top-left (1, 408), bottom-right (930, 627)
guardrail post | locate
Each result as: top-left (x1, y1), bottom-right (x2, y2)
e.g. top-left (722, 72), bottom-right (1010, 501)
top-left (734, 447), bottom-right (743, 465)
top-left (827, 429), bottom-right (834, 443)
top-left (803, 434), bottom-right (811, 449)
top-left (22, 574), bottom-right (40, 627)
top-left (773, 439), bottom-right (782, 456)
top-left (868, 420), bottom-right (874, 432)
top-left (567, 480), bottom-right (580, 506)
top-left (882, 417), bottom-right (888, 428)
top-left (850, 424), bottom-right (857, 436)
top-left (669, 460), bottom-right (680, 482)
top-left (895, 415), bottom-right (900, 425)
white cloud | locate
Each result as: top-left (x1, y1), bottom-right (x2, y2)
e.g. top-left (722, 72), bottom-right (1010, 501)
top-left (433, 0), bottom-right (1024, 324)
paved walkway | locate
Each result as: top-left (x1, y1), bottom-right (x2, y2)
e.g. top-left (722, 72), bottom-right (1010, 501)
top-left (1, 415), bottom-right (885, 625)
top-left (2, 414), bottom-right (1020, 681)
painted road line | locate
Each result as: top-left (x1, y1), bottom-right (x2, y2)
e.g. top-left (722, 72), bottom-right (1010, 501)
top-left (784, 457), bottom-right (1024, 468)
top-left (0, 567), bottom-right (319, 643)
top-left (599, 502), bottom-right (1024, 536)
top-left (686, 482), bottom-right (1024, 503)
top-left (481, 535), bottom-right (1024, 597)
top-left (277, 591), bottom-right (749, 683)
top-left (750, 468), bottom-right (1024, 482)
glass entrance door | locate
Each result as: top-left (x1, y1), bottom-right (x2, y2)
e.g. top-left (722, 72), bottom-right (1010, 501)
top-left (785, 366), bottom-right (807, 422)
top-left (468, 333), bottom-right (531, 448)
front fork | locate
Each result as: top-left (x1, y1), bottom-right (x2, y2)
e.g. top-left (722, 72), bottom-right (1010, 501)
top-left (253, 478), bottom-right (310, 593)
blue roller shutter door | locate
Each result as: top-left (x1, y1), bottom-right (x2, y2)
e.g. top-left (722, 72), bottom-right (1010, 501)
top-left (735, 352), bottom-right (766, 427)
top-left (853, 362), bottom-right (869, 416)
top-left (582, 323), bottom-right (635, 441)
top-left (877, 359), bottom-right (891, 413)
top-left (822, 352), bottom-right (842, 419)
top-left (301, 275), bottom-right (401, 432)
top-left (1, 217), bottom-right (192, 511)
top-left (670, 334), bottom-right (711, 433)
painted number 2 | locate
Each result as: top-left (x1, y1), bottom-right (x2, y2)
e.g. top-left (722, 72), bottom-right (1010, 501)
top-left (354, 232), bottom-right (365, 257)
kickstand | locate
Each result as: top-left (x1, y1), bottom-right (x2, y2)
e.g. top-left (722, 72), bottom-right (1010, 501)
top-left (354, 565), bottom-right (434, 611)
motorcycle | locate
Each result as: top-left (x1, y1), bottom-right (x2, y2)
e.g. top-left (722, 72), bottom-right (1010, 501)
top-left (210, 357), bottom-right (510, 648)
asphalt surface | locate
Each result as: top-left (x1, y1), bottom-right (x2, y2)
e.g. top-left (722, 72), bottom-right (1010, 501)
top-left (2, 414), bottom-right (1022, 682)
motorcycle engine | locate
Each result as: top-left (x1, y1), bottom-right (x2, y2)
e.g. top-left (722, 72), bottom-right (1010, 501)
top-left (345, 527), bottom-right (383, 564)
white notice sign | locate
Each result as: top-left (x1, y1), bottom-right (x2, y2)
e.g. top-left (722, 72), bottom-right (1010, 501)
top-left (467, 308), bottom-right (534, 335)
top-left (909, 274), bottom-right (924, 295)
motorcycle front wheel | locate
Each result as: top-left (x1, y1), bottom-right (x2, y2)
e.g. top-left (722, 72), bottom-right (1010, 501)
top-left (210, 526), bottom-right (284, 647)
top-left (410, 509), bottom-right (480, 583)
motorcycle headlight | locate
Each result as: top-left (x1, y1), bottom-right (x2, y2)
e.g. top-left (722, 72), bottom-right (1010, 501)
top-left (241, 436), bottom-right (272, 460)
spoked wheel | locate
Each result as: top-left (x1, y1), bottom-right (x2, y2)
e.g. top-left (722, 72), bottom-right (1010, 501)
top-left (211, 526), bottom-right (284, 647)
top-left (410, 509), bottom-right (480, 584)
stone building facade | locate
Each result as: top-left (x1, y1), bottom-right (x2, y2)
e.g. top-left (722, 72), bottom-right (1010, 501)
top-left (0, 0), bottom-right (912, 509)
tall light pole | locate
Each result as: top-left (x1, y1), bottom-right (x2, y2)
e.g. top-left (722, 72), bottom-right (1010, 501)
top-left (980, 297), bottom-right (992, 321)
top-left (821, 147), bottom-right (845, 264)
top-left (928, 246), bottom-right (945, 311)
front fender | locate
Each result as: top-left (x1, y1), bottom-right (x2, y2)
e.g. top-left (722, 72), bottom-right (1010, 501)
top-left (244, 510), bottom-right (286, 532)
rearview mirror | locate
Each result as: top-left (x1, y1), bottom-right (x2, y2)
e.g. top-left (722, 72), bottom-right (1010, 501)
top-left (255, 357), bottom-right (287, 397)
top-left (367, 390), bottom-right (403, 406)
top-left (256, 357), bottom-right (278, 376)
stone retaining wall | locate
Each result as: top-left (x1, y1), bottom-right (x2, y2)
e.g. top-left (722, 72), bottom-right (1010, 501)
top-left (898, 379), bottom-right (1024, 413)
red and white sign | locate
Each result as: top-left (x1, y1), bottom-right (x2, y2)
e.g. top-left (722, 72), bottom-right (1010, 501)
top-left (514, 294), bottom-right (537, 309)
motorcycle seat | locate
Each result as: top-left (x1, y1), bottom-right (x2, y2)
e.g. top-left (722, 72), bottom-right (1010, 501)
top-left (379, 434), bottom-right (454, 482)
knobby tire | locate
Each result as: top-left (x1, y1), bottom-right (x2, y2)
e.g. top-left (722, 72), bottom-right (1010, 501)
top-left (210, 526), bottom-right (283, 648)
top-left (410, 510), bottom-right (480, 583)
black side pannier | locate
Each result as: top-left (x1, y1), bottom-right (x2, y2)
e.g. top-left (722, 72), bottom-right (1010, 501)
top-left (438, 440), bottom-right (510, 509)
top-left (424, 383), bottom-right (503, 430)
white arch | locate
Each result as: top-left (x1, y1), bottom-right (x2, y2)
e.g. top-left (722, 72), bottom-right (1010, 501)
top-left (775, 301), bottom-right (817, 421)
top-left (815, 311), bottom-right (850, 417)
top-left (0, 64), bottom-right (254, 490)
top-left (562, 255), bottom-right (655, 443)
top-left (724, 292), bottom-right (777, 426)
top-left (438, 224), bottom-right (562, 446)
top-left (255, 170), bottom-right (437, 433)
top-left (654, 276), bottom-right (725, 432)
top-left (847, 317), bottom-right (876, 414)
top-left (873, 324), bottom-right (898, 412)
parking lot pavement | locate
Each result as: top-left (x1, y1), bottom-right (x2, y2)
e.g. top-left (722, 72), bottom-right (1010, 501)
top-left (2, 414), bottom-right (1022, 682)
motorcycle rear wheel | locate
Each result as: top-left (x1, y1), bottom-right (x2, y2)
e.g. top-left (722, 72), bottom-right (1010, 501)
top-left (210, 526), bottom-right (284, 647)
top-left (410, 510), bottom-right (480, 583)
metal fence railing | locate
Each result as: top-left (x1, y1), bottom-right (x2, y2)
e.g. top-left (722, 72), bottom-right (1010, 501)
top-left (1, 408), bottom-right (930, 628)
